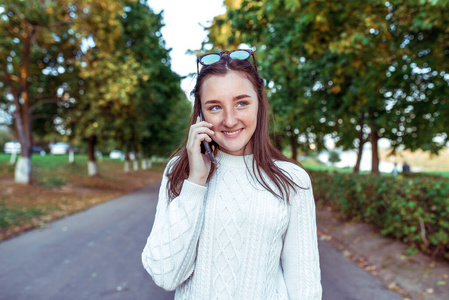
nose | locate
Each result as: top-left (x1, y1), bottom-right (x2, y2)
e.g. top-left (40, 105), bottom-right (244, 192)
top-left (223, 109), bottom-right (238, 127)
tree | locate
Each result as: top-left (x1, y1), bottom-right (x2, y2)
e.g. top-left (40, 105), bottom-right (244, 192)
top-left (119, 1), bottom-right (190, 165)
top-left (64, 0), bottom-right (190, 175)
top-left (205, 0), bottom-right (449, 174)
top-left (0, 0), bottom-right (83, 183)
top-left (328, 150), bottom-right (341, 166)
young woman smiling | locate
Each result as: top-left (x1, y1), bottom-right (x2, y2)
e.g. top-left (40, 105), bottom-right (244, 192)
top-left (142, 50), bottom-right (322, 299)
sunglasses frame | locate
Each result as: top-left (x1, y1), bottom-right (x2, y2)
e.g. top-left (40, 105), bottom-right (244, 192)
top-left (197, 49), bottom-right (258, 74)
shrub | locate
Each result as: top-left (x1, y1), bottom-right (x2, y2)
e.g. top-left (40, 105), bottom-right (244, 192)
top-left (311, 171), bottom-right (449, 261)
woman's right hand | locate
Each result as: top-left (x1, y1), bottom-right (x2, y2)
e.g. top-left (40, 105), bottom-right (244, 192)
top-left (186, 116), bottom-right (215, 186)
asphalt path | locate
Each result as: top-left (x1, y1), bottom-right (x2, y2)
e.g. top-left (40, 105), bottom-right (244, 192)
top-left (0, 182), bottom-right (402, 300)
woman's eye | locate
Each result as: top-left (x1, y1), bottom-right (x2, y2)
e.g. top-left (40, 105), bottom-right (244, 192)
top-left (210, 105), bottom-right (221, 111)
top-left (237, 101), bottom-right (248, 107)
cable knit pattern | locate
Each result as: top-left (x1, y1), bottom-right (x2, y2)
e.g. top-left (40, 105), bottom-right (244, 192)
top-left (142, 151), bottom-right (322, 299)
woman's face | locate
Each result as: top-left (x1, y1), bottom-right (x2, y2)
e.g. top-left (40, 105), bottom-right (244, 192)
top-left (200, 71), bottom-right (258, 156)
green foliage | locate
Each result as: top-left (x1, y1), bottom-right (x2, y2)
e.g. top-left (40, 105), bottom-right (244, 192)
top-left (328, 150), bottom-right (341, 165)
top-left (64, 0), bottom-right (190, 160)
top-left (0, 0), bottom-right (83, 158)
top-left (312, 171), bottom-right (449, 261)
top-left (1, 0), bottom-right (188, 179)
top-left (205, 0), bottom-right (449, 172)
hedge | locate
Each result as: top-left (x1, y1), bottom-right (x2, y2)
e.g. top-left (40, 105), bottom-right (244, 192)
top-left (310, 171), bottom-right (449, 261)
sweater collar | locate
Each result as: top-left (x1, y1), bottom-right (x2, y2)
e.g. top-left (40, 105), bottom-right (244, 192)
top-left (215, 150), bottom-right (254, 169)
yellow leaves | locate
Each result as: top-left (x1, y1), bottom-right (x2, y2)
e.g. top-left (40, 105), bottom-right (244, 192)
top-left (331, 85), bottom-right (341, 94)
top-left (47, 6), bottom-right (54, 15)
top-left (225, 0), bottom-right (243, 10)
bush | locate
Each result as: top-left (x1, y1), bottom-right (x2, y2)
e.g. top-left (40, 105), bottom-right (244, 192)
top-left (311, 171), bottom-right (449, 261)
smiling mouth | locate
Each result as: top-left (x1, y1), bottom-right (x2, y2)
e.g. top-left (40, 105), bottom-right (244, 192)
top-left (222, 129), bottom-right (243, 137)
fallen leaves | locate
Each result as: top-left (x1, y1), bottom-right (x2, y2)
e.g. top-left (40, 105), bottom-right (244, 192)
top-left (0, 167), bottom-right (164, 241)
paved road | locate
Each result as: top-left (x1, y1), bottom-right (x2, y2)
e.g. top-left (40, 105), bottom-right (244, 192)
top-left (0, 183), bottom-right (402, 300)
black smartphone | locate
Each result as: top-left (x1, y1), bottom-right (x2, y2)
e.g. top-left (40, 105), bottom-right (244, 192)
top-left (199, 109), bottom-right (214, 163)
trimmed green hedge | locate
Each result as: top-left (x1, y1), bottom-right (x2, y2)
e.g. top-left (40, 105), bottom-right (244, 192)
top-left (311, 171), bottom-right (449, 261)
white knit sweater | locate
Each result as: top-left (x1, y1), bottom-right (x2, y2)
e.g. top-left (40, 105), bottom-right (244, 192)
top-left (142, 151), bottom-right (322, 299)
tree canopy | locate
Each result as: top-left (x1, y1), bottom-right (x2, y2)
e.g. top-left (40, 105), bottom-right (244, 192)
top-left (204, 0), bottom-right (449, 174)
top-left (0, 0), bottom-right (190, 182)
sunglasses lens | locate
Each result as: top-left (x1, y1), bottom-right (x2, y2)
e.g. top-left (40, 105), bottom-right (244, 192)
top-left (229, 50), bottom-right (251, 60)
top-left (200, 54), bottom-right (221, 65)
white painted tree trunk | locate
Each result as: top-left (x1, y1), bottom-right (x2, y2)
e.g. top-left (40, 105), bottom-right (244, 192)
top-left (15, 156), bottom-right (31, 184)
top-left (147, 159), bottom-right (152, 169)
top-left (9, 151), bottom-right (17, 165)
top-left (88, 161), bottom-right (98, 176)
top-left (133, 160), bottom-right (139, 171)
top-left (141, 159), bottom-right (148, 170)
top-left (124, 161), bottom-right (130, 172)
top-left (69, 150), bottom-right (75, 164)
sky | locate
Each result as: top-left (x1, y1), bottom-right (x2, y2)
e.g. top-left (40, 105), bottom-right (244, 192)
top-left (146, 0), bottom-right (226, 99)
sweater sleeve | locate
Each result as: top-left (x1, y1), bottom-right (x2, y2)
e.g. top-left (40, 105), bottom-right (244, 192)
top-left (281, 166), bottom-right (322, 299)
top-left (141, 159), bottom-right (207, 291)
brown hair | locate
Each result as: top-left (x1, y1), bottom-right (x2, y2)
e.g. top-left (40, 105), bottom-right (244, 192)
top-left (166, 54), bottom-right (305, 202)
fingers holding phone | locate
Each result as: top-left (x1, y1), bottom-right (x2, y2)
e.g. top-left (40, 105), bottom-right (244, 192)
top-left (186, 117), bottom-right (215, 186)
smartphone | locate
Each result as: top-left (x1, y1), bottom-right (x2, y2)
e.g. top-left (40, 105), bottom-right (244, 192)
top-left (199, 109), bottom-right (214, 163)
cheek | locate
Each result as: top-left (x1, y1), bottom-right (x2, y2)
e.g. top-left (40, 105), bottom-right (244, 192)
top-left (247, 107), bottom-right (259, 128)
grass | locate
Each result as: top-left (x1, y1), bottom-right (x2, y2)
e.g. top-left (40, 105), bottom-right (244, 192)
top-left (301, 157), bottom-right (372, 174)
top-left (422, 170), bottom-right (449, 178)
top-left (0, 153), bottom-right (165, 241)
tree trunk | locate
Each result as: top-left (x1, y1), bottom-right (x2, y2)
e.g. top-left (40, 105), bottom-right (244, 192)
top-left (124, 145), bottom-right (131, 172)
top-left (290, 131), bottom-right (298, 161)
top-left (12, 25), bottom-right (35, 184)
top-left (133, 151), bottom-right (139, 171)
top-left (353, 141), bottom-right (364, 174)
top-left (69, 149), bottom-right (75, 164)
top-left (370, 125), bottom-right (380, 175)
top-left (353, 114), bottom-right (366, 174)
top-left (86, 135), bottom-right (98, 176)
top-left (273, 133), bottom-right (282, 151)
top-left (10, 151), bottom-right (17, 165)
top-left (15, 156), bottom-right (31, 184)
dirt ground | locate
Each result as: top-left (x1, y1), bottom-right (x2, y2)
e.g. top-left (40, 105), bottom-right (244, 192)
top-left (0, 168), bottom-right (163, 241)
top-left (316, 207), bottom-right (449, 300)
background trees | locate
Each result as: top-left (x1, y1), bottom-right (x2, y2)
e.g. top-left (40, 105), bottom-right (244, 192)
top-left (0, 0), bottom-right (82, 183)
top-left (0, 0), bottom-right (190, 182)
top-left (204, 0), bottom-right (449, 174)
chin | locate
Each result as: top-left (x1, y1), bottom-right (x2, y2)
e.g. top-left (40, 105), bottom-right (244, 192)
top-left (221, 144), bottom-right (250, 155)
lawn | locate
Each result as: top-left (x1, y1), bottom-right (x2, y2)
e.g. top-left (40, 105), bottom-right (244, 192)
top-left (0, 153), bottom-right (165, 241)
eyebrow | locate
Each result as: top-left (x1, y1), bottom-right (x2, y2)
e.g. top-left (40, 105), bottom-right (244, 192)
top-left (204, 94), bottom-right (253, 105)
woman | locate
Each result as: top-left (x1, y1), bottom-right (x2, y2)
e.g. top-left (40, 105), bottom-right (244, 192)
top-left (142, 49), bottom-right (322, 299)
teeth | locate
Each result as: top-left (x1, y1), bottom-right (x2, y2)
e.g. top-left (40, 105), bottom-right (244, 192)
top-left (223, 129), bottom-right (242, 135)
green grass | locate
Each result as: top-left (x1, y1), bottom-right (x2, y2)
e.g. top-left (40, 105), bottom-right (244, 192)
top-left (0, 153), bottom-right (132, 186)
top-left (0, 202), bottom-right (58, 228)
top-left (301, 157), bottom-right (359, 174)
top-left (422, 171), bottom-right (449, 178)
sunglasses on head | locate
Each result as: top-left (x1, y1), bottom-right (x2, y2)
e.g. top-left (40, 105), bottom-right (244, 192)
top-left (196, 49), bottom-right (258, 74)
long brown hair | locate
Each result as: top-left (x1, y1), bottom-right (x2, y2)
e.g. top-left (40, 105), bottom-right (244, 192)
top-left (166, 54), bottom-right (306, 202)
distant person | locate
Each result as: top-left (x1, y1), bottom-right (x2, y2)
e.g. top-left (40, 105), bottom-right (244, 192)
top-left (402, 161), bottom-right (411, 175)
top-left (141, 50), bottom-right (322, 299)
top-left (392, 163), bottom-right (398, 178)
